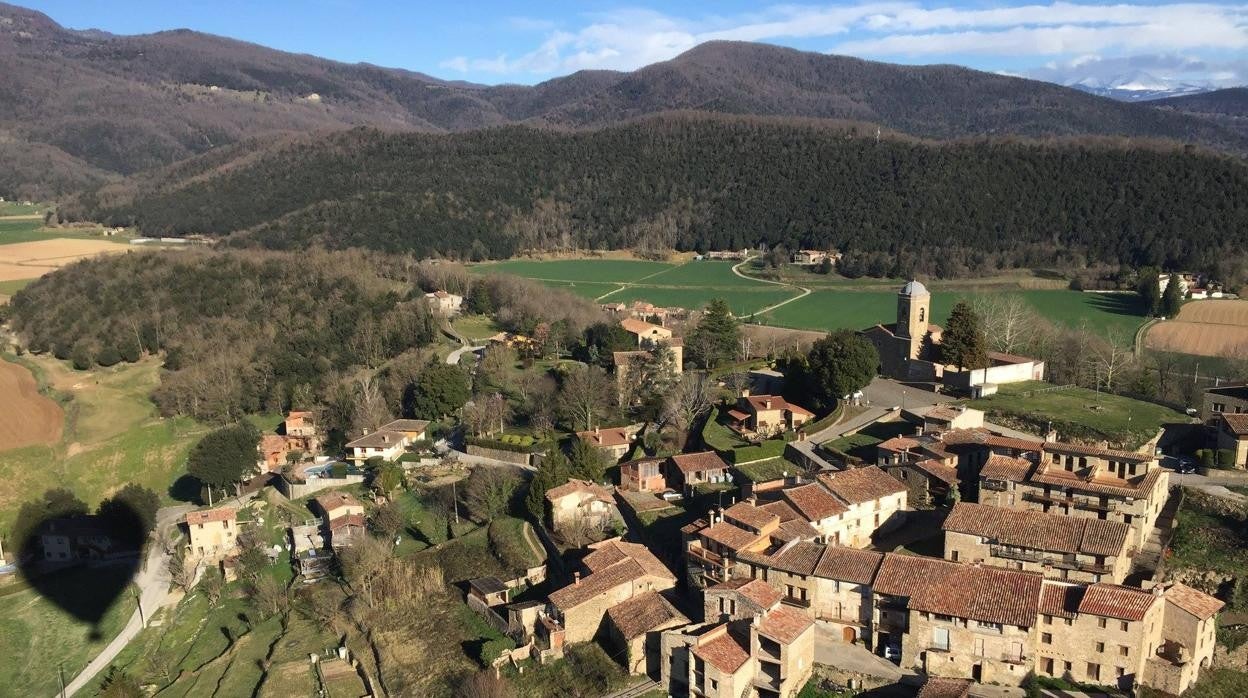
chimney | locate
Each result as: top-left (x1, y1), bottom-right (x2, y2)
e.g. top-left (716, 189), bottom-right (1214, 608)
top-left (362, 428), bottom-right (370, 435)
top-left (595, 426), bottom-right (600, 435)
top-left (574, 572), bottom-right (581, 586)
top-left (747, 495), bottom-right (756, 506)
top-left (764, 399), bottom-right (772, 410)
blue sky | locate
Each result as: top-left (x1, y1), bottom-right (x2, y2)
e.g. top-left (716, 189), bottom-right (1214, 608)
top-left (19, 1), bottom-right (1248, 89)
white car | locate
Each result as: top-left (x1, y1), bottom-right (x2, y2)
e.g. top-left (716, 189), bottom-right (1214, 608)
top-left (883, 645), bottom-right (902, 661)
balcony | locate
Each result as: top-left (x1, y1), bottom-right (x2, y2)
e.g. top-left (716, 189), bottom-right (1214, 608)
top-left (990, 546), bottom-right (1045, 564)
top-left (1050, 558), bottom-right (1111, 575)
top-left (784, 596), bottom-right (812, 609)
top-left (982, 479), bottom-right (1008, 492)
top-left (1022, 491), bottom-right (1074, 506)
top-left (1072, 498), bottom-right (1117, 513)
top-left (687, 544), bottom-right (724, 567)
top-left (1000, 653), bottom-right (1028, 666)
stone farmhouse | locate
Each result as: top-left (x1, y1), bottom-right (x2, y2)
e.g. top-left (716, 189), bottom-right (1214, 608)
top-left (1213, 413), bottom-right (1248, 468)
top-left (576, 424), bottom-right (641, 461)
top-left (605, 591), bottom-right (690, 675)
top-left (725, 394), bottom-right (814, 439)
top-left (668, 451), bottom-right (731, 490)
top-left (547, 539), bottom-right (677, 644)
top-left (942, 502), bottom-right (1132, 584)
top-left (620, 456), bottom-right (667, 492)
top-left (183, 507), bottom-right (238, 561)
top-left (38, 516), bottom-right (121, 562)
top-left (313, 492), bottom-right (366, 548)
top-left (1201, 383), bottom-right (1248, 424)
top-left (424, 289), bottom-right (463, 316)
top-left (545, 479), bottom-right (619, 533)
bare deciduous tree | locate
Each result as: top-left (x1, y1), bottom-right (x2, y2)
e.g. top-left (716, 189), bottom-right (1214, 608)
top-left (466, 467), bottom-right (519, 522)
top-left (663, 373), bottom-right (714, 448)
top-left (557, 364), bottom-right (611, 431)
top-left (339, 535), bottom-right (390, 607)
top-left (974, 294), bottom-right (1041, 355)
top-left (1087, 331), bottom-right (1135, 392)
top-left (459, 670), bottom-right (516, 698)
top-left (352, 374), bottom-right (392, 436)
top-left (167, 548), bottom-right (196, 592)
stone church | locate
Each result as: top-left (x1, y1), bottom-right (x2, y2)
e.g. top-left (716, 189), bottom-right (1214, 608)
top-left (860, 280), bottom-right (944, 380)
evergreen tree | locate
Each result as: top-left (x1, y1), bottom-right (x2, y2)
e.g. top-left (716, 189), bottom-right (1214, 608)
top-left (801, 331), bottom-right (880, 411)
top-left (1137, 266), bottom-right (1162, 316)
top-left (569, 438), bottom-right (611, 483)
top-left (405, 361), bottom-right (471, 419)
top-left (688, 298), bottom-right (740, 368)
top-left (1161, 273), bottom-right (1185, 318)
top-left (97, 483), bottom-right (161, 547)
top-left (941, 301), bottom-right (989, 370)
top-left (525, 448), bottom-right (570, 523)
top-left (186, 423), bottom-right (260, 499)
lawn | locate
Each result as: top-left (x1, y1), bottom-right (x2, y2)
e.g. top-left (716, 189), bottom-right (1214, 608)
top-left (0, 355), bottom-right (211, 532)
top-left (451, 313), bottom-right (501, 341)
top-left (603, 285), bottom-right (797, 316)
top-left (734, 457), bottom-right (805, 483)
top-left (487, 516), bottom-right (543, 573)
top-left (471, 259), bottom-right (674, 283)
top-left (0, 202), bottom-right (43, 216)
top-left (0, 565), bottom-right (138, 696)
top-left (1167, 495), bottom-right (1248, 580)
top-left (966, 380), bottom-right (1185, 448)
top-left (638, 261), bottom-right (761, 287)
top-left (761, 289), bottom-right (1147, 337)
top-left (537, 279), bottom-right (624, 299)
top-left (823, 420), bottom-right (913, 461)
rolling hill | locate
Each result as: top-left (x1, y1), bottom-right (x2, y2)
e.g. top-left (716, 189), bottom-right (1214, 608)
top-left (3, 1), bottom-right (1247, 199)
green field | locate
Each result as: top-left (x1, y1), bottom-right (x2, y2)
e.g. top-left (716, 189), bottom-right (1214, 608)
top-left (966, 380), bottom-right (1185, 448)
top-left (0, 217), bottom-right (124, 246)
top-left (635, 261), bottom-right (761, 287)
top-left (0, 355), bottom-right (211, 533)
top-left (604, 285), bottom-right (796, 316)
top-left (0, 278), bottom-right (33, 297)
top-left (0, 202), bottom-right (43, 216)
top-left (473, 258), bottom-right (674, 283)
top-left (537, 279), bottom-right (624, 299)
top-left (0, 565), bottom-right (138, 696)
top-left (761, 289), bottom-right (1146, 337)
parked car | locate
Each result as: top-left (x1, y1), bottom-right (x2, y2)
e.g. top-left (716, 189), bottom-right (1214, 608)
top-left (883, 644), bottom-right (902, 662)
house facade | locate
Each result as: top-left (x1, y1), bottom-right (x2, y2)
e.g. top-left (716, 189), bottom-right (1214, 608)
top-left (344, 418), bottom-right (429, 464)
top-left (547, 539), bottom-right (677, 644)
top-left (726, 394), bottom-right (814, 438)
top-left (620, 456), bottom-right (667, 492)
top-left (576, 424), bottom-right (640, 461)
top-left (545, 479), bottom-right (619, 532)
top-left (184, 507), bottom-right (239, 560)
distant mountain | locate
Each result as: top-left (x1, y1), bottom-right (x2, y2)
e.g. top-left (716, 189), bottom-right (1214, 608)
top-left (3, 1), bottom-right (1247, 199)
top-left (1149, 88), bottom-right (1248, 138)
top-left (1069, 72), bottom-right (1211, 102)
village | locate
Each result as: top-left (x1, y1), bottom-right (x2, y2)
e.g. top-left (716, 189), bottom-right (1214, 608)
top-left (12, 272), bottom-right (1248, 698)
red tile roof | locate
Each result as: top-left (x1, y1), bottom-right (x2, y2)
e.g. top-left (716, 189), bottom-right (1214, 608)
top-left (582, 540), bottom-right (674, 582)
top-left (1042, 441), bottom-right (1154, 463)
top-left (708, 578), bottom-right (783, 610)
top-left (782, 483), bottom-right (847, 521)
top-left (942, 502), bottom-right (1130, 557)
top-left (908, 564), bottom-right (1044, 627)
top-left (605, 591), bottom-right (689, 640)
top-left (743, 394), bottom-right (814, 417)
top-left (988, 351), bottom-right (1040, 366)
top-left (692, 627), bottom-right (751, 674)
top-left (620, 317), bottom-right (668, 336)
top-left (814, 545), bottom-right (885, 585)
top-left (1039, 582), bottom-right (1083, 619)
top-left (878, 436), bottom-right (923, 452)
top-left (873, 553), bottom-right (962, 597)
top-left (314, 491), bottom-right (363, 514)
top-left (1164, 583), bottom-right (1224, 620)
top-left (757, 605), bottom-right (814, 644)
top-left (979, 454), bottom-right (1035, 482)
top-left (773, 518), bottom-right (821, 542)
top-left (1221, 413), bottom-right (1248, 436)
top-left (759, 500), bottom-right (805, 523)
top-left (818, 466), bottom-right (906, 505)
top-left (723, 501), bottom-right (779, 531)
top-left (671, 451), bottom-right (729, 474)
top-left (700, 521), bottom-right (766, 552)
top-left (909, 458), bottom-right (960, 485)
top-left (545, 478), bottom-right (614, 503)
top-left (185, 507), bottom-right (237, 525)
top-left (739, 541), bottom-right (825, 576)
top-left (1077, 583), bottom-right (1158, 621)
top-left (1029, 465), bottom-right (1164, 499)
top-left (917, 678), bottom-right (973, 698)
top-left (577, 426), bottom-right (634, 448)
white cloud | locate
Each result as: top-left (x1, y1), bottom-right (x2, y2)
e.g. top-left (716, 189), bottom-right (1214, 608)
top-left (439, 2), bottom-right (1248, 84)
top-left (1028, 53), bottom-right (1248, 89)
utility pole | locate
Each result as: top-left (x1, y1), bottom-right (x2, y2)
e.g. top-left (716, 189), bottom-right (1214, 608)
top-left (133, 582), bottom-right (145, 627)
top-left (451, 480), bottom-right (460, 526)
top-left (58, 663), bottom-right (65, 698)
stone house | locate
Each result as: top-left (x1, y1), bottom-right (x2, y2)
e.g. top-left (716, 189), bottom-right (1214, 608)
top-left (545, 479), bottom-right (619, 533)
top-left (38, 516), bottom-right (118, 562)
top-left (576, 424), bottom-right (640, 461)
top-left (547, 539), bottom-right (676, 644)
top-left (467, 576), bottom-right (510, 609)
top-left (314, 492), bottom-right (366, 548)
top-left (619, 456), bottom-right (667, 492)
top-left (903, 563), bottom-right (1043, 686)
top-left (344, 419), bottom-right (429, 465)
top-left (283, 410), bottom-right (321, 453)
top-left (1202, 384), bottom-right (1248, 424)
top-left (663, 603), bottom-right (814, 698)
top-left (779, 483), bottom-right (848, 541)
top-left (1143, 583), bottom-right (1224, 694)
top-left (875, 434), bottom-right (961, 505)
top-left (1213, 413), bottom-right (1248, 468)
top-left (726, 394), bottom-right (814, 438)
top-left (942, 502), bottom-right (1132, 584)
top-left (619, 317), bottom-right (684, 371)
top-left (424, 289), bottom-right (463, 316)
top-left (184, 507), bottom-right (239, 560)
top-left (704, 578), bottom-right (784, 623)
top-left (668, 451), bottom-right (731, 489)
top-left (605, 591), bottom-right (690, 675)
top-left (871, 554), bottom-right (964, 653)
top-left (815, 467), bottom-right (908, 548)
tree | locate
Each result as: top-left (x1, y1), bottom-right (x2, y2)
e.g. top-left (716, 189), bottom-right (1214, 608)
top-left (167, 546), bottom-right (196, 592)
top-left (466, 467), bottom-right (520, 521)
top-left (687, 299), bottom-right (740, 368)
top-left (941, 301), bottom-right (989, 370)
top-left (406, 361), bottom-right (471, 419)
top-left (97, 666), bottom-right (143, 698)
top-left (1161, 273), bottom-right (1185, 318)
top-left (200, 567), bottom-right (225, 606)
top-left (465, 283), bottom-right (494, 315)
top-left (459, 671), bottom-right (516, 698)
top-left (186, 423), bottom-right (259, 500)
top-left (340, 535), bottom-right (390, 607)
top-left (818, 257), bottom-right (834, 275)
top-left (463, 392), bottom-right (511, 436)
top-left (11, 488), bottom-right (89, 557)
top-left (801, 331), bottom-right (880, 411)
top-left (1087, 331), bottom-right (1135, 392)
top-left (662, 373), bottom-right (714, 449)
top-left (249, 574), bottom-right (288, 618)
top-left (569, 438), bottom-right (611, 483)
top-left (556, 364), bottom-right (611, 431)
top-left (525, 449), bottom-right (570, 522)
top-left (1137, 266), bottom-right (1162, 316)
top-left (97, 483), bottom-right (161, 547)
top-left (974, 294), bottom-right (1040, 355)
top-left (368, 501), bottom-right (406, 540)
top-left (351, 374), bottom-right (392, 436)
top-left (370, 460), bottom-right (405, 496)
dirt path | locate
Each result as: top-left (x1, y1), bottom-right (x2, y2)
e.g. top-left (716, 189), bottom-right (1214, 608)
top-left (730, 257), bottom-right (810, 316)
top-left (521, 521), bottom-right (545, 565)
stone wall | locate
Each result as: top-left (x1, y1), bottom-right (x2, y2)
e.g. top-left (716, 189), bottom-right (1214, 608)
top-left (466, 443), bottom-right (534, 466)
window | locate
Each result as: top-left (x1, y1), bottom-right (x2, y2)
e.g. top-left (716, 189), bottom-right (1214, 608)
top-left (1095, 642), bottom-right (1105, 653)
top-left (1042, 633), bottom-right (1053, 645)
top-left (1119, 646), bottom-right (1130, 657)
top-left (1043, 614), bottom-right (1053, 625)
top-left (1043, 657), bottom-right (1054, 675)
top-left (1214, 402), bottom-right (1226, 412)
top-left (1087, 663), bottom-right (1101, 681)
top-left (932, 628), bottom-right (950, 651)
top-left (1098, 618), bottom-right (1107, 629)
top-left (951, 550), bottom-right (959, 562)
top-left (1120, 621), bottom-right (1129, 632)
top-left (1064, 661), bottom-right (1072, 674)
top-left (1116, 667), bottom-right (1126, 678)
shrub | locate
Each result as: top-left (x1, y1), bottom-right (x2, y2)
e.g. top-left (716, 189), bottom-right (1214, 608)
top-left (330, 462), bottom-right (348, 478)
top-left (95, 345), bottom-right (122, 367)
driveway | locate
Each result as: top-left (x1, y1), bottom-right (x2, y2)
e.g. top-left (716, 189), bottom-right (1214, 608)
top-left (813, 626), bottom-right (909, 681)
top-left (63, 504), bottom-right (191, 696)
top-left (446, 344), bottom-right (484, 365)
top-left (806, 378), bottom-right (950, 444)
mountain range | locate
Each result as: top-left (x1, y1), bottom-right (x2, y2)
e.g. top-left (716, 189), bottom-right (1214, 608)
top-left (3, 1), bottom-right (1248, 200)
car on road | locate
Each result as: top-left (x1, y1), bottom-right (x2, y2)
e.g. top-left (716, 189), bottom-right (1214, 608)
top-left (883, 644), bottom-right (902, 662)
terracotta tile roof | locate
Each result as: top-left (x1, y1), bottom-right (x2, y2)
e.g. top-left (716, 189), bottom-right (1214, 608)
top-left (943, 428), bottom-right (1045, 453)
top-left (314, 492), bottom-right (363, 514)
top-left (1164, 583), bottom-right (1225, 620)
top-left (1077, 583), bottom-right (1158, 621)
top-left (988, 351), bottom-right (1040, 366)
top-left (758, 605), bottom-right (814, 644)
top-left (345, 430), bottom-right (406, 449)
top-left (782, 483), bottom-right (847, 521)
top-left (909, 458), bottom-right (960, 485)
top-left (379, 419), bottom-right (430, 433)
top-left (671, 451), bottom-right (729, 474)
top-left (578, 426), bottom-right (634, 448)
top-left (692, 628), bottom-right (750, 674)
top-left (740, 541), bottom-right (825, 576)
top-left (605, 591), bottom-right (689, 640)
top-left (908, 564), bottom-right (1044, 627)
top-left (328, 513), bottom-right (366, 531)
top-left (700, 521), bottom-right (766, 552)
top-left (724, 501), bottom-right (780, 531)
top-left (980, 454), bottom-right (1035, 482)
top-left (817, 466), bottom-right (906, 505)
top-left (1042, 441), bottom-right (1154, 463)
top-left (681, 518), bottom-right (709, 535)
top-left (550, 558), bottom-right (648, 611)
top-left (759, 500), bottom-right (805, 522)
top-left (612, 350), bottom-right (650, 365)
top-left (185, 507), bottom-right (237, 525)
top-left (917, 678), bottom-right (973, 698)
top-left (582, 540), bottom-right (675, 582)
top-left (873, 553), bottom-right (962, 597)
top-left (924, 405), bottom-right (970, 422)
top-left (743, 395), bottom-right (814, 417)
top-left (1221, 413), bottom-right (1248, 436)
top-left (1039, 582), bottom-right (1084, 619)
top-left (877, 436), bottom-right (922, 453)
top-left (814, 545), bottom-right (884, 585)
top-left (773, 518), bottom-right (821, 542)
top-left (708, 578), bottom-right (783, 610)
top-left (619, 317), bottom-right (670, 336)
top-left (1029, 465), bottom-right (1164, 498)
top-left (545, 478), bottom-right (614, 503)
top-left (942, 502), bottom-right (1129, 557)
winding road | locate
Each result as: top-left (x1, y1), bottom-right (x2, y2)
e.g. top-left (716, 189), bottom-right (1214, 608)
top-left (729, 256), bottom-right (811, 317)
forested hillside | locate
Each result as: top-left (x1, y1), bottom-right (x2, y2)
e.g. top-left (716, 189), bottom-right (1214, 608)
top-left (1152, 88), bottom-right (1248, 138)
top-left (4, 0), bottom-right (1246, 198)
top-left (67, 115), bottom-right (1248, 279)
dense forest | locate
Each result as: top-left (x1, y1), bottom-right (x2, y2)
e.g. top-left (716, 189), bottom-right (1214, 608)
top-left (67, 115), bottom-right (1248, 279)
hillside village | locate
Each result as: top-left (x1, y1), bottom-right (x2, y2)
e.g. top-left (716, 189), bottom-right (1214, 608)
top-left (10, 272), bottom-right (1248, 698)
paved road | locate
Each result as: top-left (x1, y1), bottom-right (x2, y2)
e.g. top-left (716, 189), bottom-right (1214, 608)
top-left (63, 504), bottom-right (191, 697)
top-left (805, 378), bottom-right (950, 444)
top-left (446, 344), bottom-right (484, 365)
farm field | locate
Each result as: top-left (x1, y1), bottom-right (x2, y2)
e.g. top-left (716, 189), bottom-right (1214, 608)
top-left (761, 289), bottom-right (1146, 336)
top-left (0, 237), bottom-right (130, 282)
top-left (0, 358), bottom-right (63, 451)
top-left (1146, 300), bottom-right (1248, 358)
top-left (0, 354), bottom-right (210, 532)
top-left (473, 258), bottom-right (674, 283)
